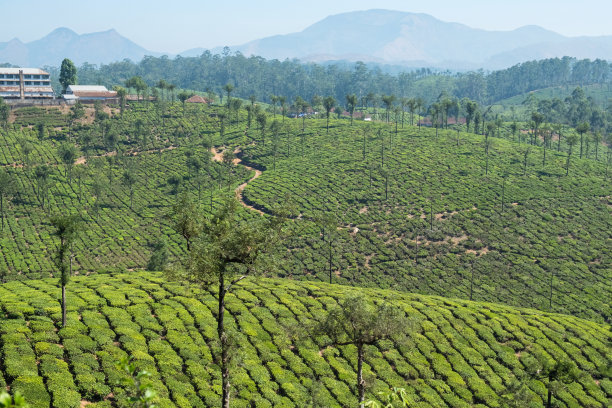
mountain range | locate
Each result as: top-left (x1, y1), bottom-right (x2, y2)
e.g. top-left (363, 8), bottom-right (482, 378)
top-left (0, 27), bottom-right (160, 68)
top-left (2, 9), bottom-right (612, 70)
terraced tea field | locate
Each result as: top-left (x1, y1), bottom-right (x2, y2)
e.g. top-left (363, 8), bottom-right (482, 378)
top-left (239, 122), bottom-right (611, 323)
top-left (0, 103), bottom-right (610, 325)
top-left (0, 103), bottom-right (250, 279)
top-left (0, 273), bottom-right (609, 407)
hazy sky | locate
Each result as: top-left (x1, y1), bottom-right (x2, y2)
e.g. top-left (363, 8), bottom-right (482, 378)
top-left (1, 0), bottom-right (611, 53)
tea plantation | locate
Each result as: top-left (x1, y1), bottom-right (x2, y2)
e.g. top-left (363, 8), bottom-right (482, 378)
top-left (239, 120), bottom-right (611, 323)
top-left (0, 103), bottom-right (249, 278)
top-left (0, 272), bottom-right (610, 407)
top-left (0, 102), bottom-right (610, 325)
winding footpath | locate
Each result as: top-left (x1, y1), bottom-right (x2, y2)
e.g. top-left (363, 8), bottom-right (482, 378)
top-left (211, 147), bottom-right (264, 215)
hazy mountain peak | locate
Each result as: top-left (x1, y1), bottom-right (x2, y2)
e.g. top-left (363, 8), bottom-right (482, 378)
top-left (220, 9), bottom-right (604, 69)
top-left (0, 27), bottom-right (160, 67)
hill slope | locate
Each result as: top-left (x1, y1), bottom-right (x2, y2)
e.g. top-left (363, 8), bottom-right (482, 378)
top-left (0, 273), bottom-right (610, 407)
top-left (0, 103), bottom-right (610, 324)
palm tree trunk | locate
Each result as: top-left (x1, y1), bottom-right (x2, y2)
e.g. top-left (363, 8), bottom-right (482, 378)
top-left (357, 343), bottom-right (365, 408)
top-left (218, 273), bottom-right (231, 408)
top-left (62, 284), bottom-right (67, 327)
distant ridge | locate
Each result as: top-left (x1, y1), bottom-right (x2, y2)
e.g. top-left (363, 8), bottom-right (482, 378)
top-left (197, 9), bottom-right (612, 69)
top-left (2, 10), bottom-right (612, 69)
top-left (0, 27), bottom-right (162, 67)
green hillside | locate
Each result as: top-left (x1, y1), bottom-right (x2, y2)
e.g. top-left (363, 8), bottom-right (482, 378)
top-left (240, 121), bottom-right (611, 323)
top-left (0, 273), bottom-right (610, 407)
top-left (0, 102), bottom-right (610, 324)
top-left (495, 83), bottom-right (612, 114)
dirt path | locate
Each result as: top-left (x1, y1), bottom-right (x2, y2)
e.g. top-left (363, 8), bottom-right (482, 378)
top-left (211, 147), bottom-right (264, 215)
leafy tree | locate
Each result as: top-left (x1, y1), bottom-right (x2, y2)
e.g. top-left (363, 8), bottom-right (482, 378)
top-left (552, 123), bottom-right (563, 152)
top-left (407, 98), bottom-right (418, 126)
top-left (230, 98), bottom-right (242, 125)
top-left (0, 391), bottom-right (28, 408)
top-left (68, 101), bottom-right (85, 139)
top-left (178, 90), bottom-right (193, 111)
top-left (323, 96), bottom-right (336, 134)
top-left (269, 94), bottom-right (278, 117)
top-left (318, 296), bottom-right (407, 407)
top-left (113, 86), bottom-right (127, 115)
top-left (171, 193), bottom-right (202, 251)
top-left (156, 79), bottom-right (168, 101)
top-left (278, 95), bottom-right (288, 120)
top-left (509, 121), bottom-right (518, 143)
top-left (295, 96), bottom-right (309, 131)
top-left (565, 134), bottom-right (579, 176)
top-left (0, 97), bottom-right (9, 129)
top-left (346, 94), bottom-right (358, 125)
top-left (256, 112), bottom-right (267, 145)
top-left (117, 357), bottom-right (157, 408)
top-left (17, 138), bottom-right (33, 170)
top-left (51, 214), bottom-right (80, 327)
top-left (58, 143), bottom-right (78, 182)
top-left (530, 111), bottom-right (544, 145)
top-left (0, 169), bottom-right (14, 232)
top-left (381, 94), bottom-right (396, 122)
top-left (223, 83), bottom-right (234, 110)
top-left (525, 357), bottom-right (579, 408)
top-left (169, 196), bottom-right (286, 408)
top-left (125, 76), bottom-right (147, 101)
top-left (576, 122), bottom-right (589, 159)
top-left (34, 165), bottom-right (51, 210)
top-left (147, 238), bottom-right (169, 272)
top-left (499, 373), bottom-right (534, 408)
top-left (59, 58), bottom-right (77, 94)
top-left (122, 168), bottom-right (137, 209)
top-left (592, 131), bottom-right (603, 160)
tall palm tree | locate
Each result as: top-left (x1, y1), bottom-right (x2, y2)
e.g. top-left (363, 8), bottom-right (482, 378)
top-left (156, 79), bottom-right (168, 101)
top-left (323, 96), bottom-right (336, 134)
top-left (346, 94), bottom-right (358, 125)
top-left (223, 83), bottom-right (235, 110)
top-left (381, 94), bottom-right (396, 123)
top-left (576, 122), bottom-right (590, 159)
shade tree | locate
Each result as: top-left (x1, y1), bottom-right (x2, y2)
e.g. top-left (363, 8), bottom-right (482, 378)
top-left (169, 196), bottom-right (287, 408)
top-left (50, 214), bottom-right (81, 327)
top-left (317, 296), bottom-right (408, 407)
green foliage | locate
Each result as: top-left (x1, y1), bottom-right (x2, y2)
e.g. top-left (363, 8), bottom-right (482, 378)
top-left (0, 391), bottom-right (28, 408)
top-left (0, 273), bottom-right (608, 407)
top-left (59, 58), bottom-right (77, 94)
top-left (117, 357), bottom-right (157, 408)
top-left (147, 238), bottom-right (169, 271)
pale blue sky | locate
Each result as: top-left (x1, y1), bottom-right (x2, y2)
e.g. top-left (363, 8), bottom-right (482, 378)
top-left (1, 0), bottom-right (611, 53)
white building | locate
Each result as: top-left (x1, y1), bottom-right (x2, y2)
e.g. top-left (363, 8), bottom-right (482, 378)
top-left (64, 85), bottom-right (118, 102)
top-left (0, 68), bottom-right (54, 99)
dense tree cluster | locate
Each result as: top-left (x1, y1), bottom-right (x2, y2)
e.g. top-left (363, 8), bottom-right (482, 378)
top-left (44, 54), bottom-right (612, 107)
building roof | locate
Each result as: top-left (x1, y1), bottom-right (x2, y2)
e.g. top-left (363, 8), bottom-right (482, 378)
top-left (70, 91), bottom-right (118, 98)
top-left (67, 85), bottom-right (110, 93)
top-left (0, 68), bottom-right (50, 75)
top-left (186, 95), bottom-right (209, 104)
